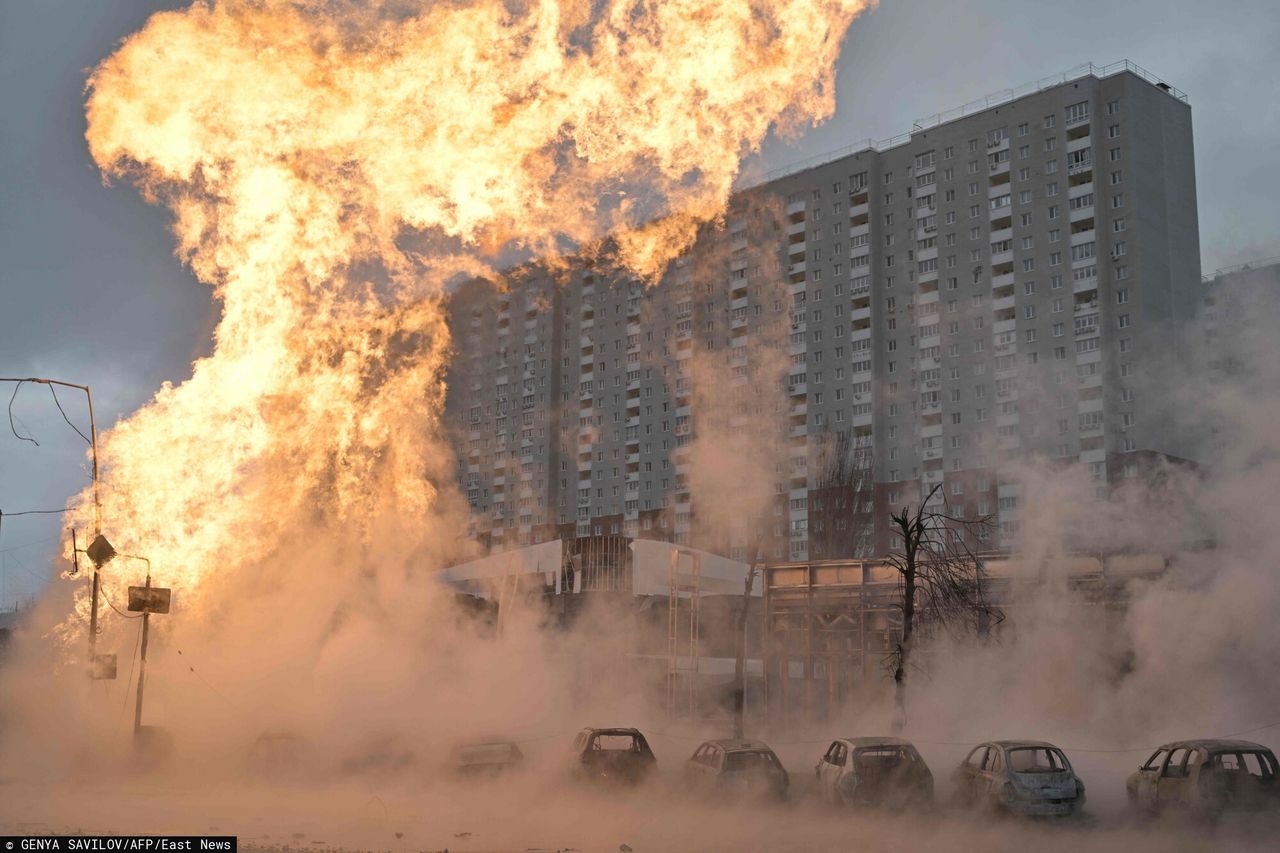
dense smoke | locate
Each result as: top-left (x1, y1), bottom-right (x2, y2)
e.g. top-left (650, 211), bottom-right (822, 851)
top-left (2, 1), bottom-right (1279, 850)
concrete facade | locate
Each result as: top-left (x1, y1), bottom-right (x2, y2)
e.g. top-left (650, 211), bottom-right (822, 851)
top-left (444, 62), bottom-right (1202, 562)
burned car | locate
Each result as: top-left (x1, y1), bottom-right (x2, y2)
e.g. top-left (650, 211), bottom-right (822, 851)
top-left (451, 739), bottom-right (524, 779)
top-left (684, 739), bottom-right (789, 801)
top-left (571, 727), bottom-right (656, 785)
top-left (1126, 739), bottom-right (1278, 818)
top-left (815, 737), bottom-right (933, 808)
top-left (953, 740), bottom-right (1085, 817)
top-left (247, 731), bottom-right (310, 780)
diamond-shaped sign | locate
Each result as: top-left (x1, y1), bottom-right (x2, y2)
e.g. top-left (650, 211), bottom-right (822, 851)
top-left (86, 534), bottom-right (116, 568)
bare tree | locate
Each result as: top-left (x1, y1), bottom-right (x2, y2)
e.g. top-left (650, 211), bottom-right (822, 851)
top-left (884, 482), bottom-right (1002, 730)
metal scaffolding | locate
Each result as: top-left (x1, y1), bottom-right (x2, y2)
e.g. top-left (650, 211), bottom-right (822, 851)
top-left (666, 547), bottom-right (702, 719)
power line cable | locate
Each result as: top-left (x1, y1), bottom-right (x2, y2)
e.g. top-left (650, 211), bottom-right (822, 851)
top-left (7, 381), bottom-right (38, 446)
top-left (46, 383), bottom-right (91, 446)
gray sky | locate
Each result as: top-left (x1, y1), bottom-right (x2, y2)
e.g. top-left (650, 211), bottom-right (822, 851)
top-left (2, 0), bottom-right (1278, 605)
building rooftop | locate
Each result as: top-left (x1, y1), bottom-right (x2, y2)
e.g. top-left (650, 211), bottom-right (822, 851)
top-left (740, 60), bottom-right (1187, 191)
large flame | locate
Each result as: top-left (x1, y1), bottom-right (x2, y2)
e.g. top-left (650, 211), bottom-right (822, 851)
top-left (77, 0), bottom-right (870, 626)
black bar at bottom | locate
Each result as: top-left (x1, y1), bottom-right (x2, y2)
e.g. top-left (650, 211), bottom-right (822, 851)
top-left (0, 839), bottom-right (236, 852)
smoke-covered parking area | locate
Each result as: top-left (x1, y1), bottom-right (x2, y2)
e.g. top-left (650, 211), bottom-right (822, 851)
top-left (2, 739), bottom-right (1278, 853)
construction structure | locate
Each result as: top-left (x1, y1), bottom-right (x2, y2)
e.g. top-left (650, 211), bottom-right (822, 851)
top-left (438, 537), bottom-right (760, 721)
top-left (760, 551), bottom-right (1170, 726)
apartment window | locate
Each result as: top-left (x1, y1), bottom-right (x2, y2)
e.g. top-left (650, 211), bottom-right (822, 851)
top-left (1108, 124), bottom-right (1121, 139)
top-left (1049, 251), bottom-right (1062, 266)
top-left (1113, 217), bottom-right (1126, 232)
top-left (1121, 388), bottom-right (1134, 403)
top-left (1019, 190), bottom-right (1033, 204)
top-left (1116, 288), bottom-right (1129, 304)
top-left (1043, 114), bottom-right (1056, 129)
top-left (1044, 136), bottom-right (1058, 152)
top-left (1119, 337), bottom-right (1131, 353)
top-left (968, 180), bottom-right (979, 195)
top-left (1050, 275), bottom-right (1063, 290)
top-left (1022, 258), bottom-right (1036, 272)
top-left (1018, 145), bottom-right (1030, 160)
top-left (1045, 159), bottom-right (1059, 174)
top-left (1046, 182), bottom-right (1059, 197)
top-left (1114, 241), bottom-right (1127, 257)
top-left (1106, 99), bottom-right (1121, 116)
top-left (1066, 101), bottom-right (1090, 124)
top-left (1019, 167), bottom-right (1031, 181)
top-left (1112, 193), bottom-right (1125, 209)
top-left (1024, 305), bottom-right (1036, 319)
top-left (1049, 229), bottom-right (1061, 243)
top-left (1047, 205), bottom-right (1060, 220)
top-left (1109, 147), bottom-right (1122, 162)
top-left (1053, 297), bottom-right (1064, 313)
top-left (1118, 313), bottom-right (1131, 329)
top-left (1111, 170), bottom-right (1124, 186)
top-left (1071, 242), bottom-right (1096, 262)
top-left (1023, 280), bottom-right (1036, 295)
top-left (1053, 322), bottom-right (1064, 337)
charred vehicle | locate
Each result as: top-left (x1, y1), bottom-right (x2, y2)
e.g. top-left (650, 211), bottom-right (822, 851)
top-left (246, 731), bottom-right (310, 780)
top-left (451, 739), bottom-right (524, 779)
top-left (815, 737), bottom-right (933, 808)
top-left (953, 740), bottom-right (1085, 817)
top-left (571, 727), bottom-right (656, 785)
top-left (684, 739), bottom-right (789, 801)
top-left (1126, 739), bottom-right (1279, 818)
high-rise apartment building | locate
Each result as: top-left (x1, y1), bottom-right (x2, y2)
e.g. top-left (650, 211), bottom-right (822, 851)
top-left (445, 62), bottom-right (1201, 562)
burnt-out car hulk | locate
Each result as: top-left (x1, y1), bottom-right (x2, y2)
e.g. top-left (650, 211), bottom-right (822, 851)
top-left (815, 737), bottom-right (933, 808)
top-left (571, 727), bottom-right (657, 785)
top-left (685, 739), bottom-right (790, 801)
top-left (1126, 739), bottom-right (1279, 818)
top-left (953, 741), bottom-right (1086, 817)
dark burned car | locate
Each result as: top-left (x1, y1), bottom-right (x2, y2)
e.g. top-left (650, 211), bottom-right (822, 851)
top-left (571, 727), bottom-right (657, 785)
top-left (451, 739), bottom-right (524, 779)
top-left (953, 740), bottom-right (1085, 817)
top-left (1126, 739), bottom-right (1279, 818)
top-left (815, 737), bottom-right (933, 808)
top-left (684, 739), bottom-right (789, 801)
top-left (247, 731), bottom-right (310, 780)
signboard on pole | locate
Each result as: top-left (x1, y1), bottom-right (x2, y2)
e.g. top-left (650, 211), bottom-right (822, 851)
top-left (90, 653), bottom-right (117, 680)
top-left (128, 586), bottom-right (171, 614)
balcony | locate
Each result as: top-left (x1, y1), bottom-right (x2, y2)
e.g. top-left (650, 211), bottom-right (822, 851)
top-left (991, 271), bottom-right (1015, 290)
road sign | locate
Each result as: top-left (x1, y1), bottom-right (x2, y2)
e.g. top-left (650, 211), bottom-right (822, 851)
top-left (90, 653), bottom-right (117, 680)
top-left (128, 586), bottom-right (171, 614)
top-left (86, 534), bottom-right (116, 568)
